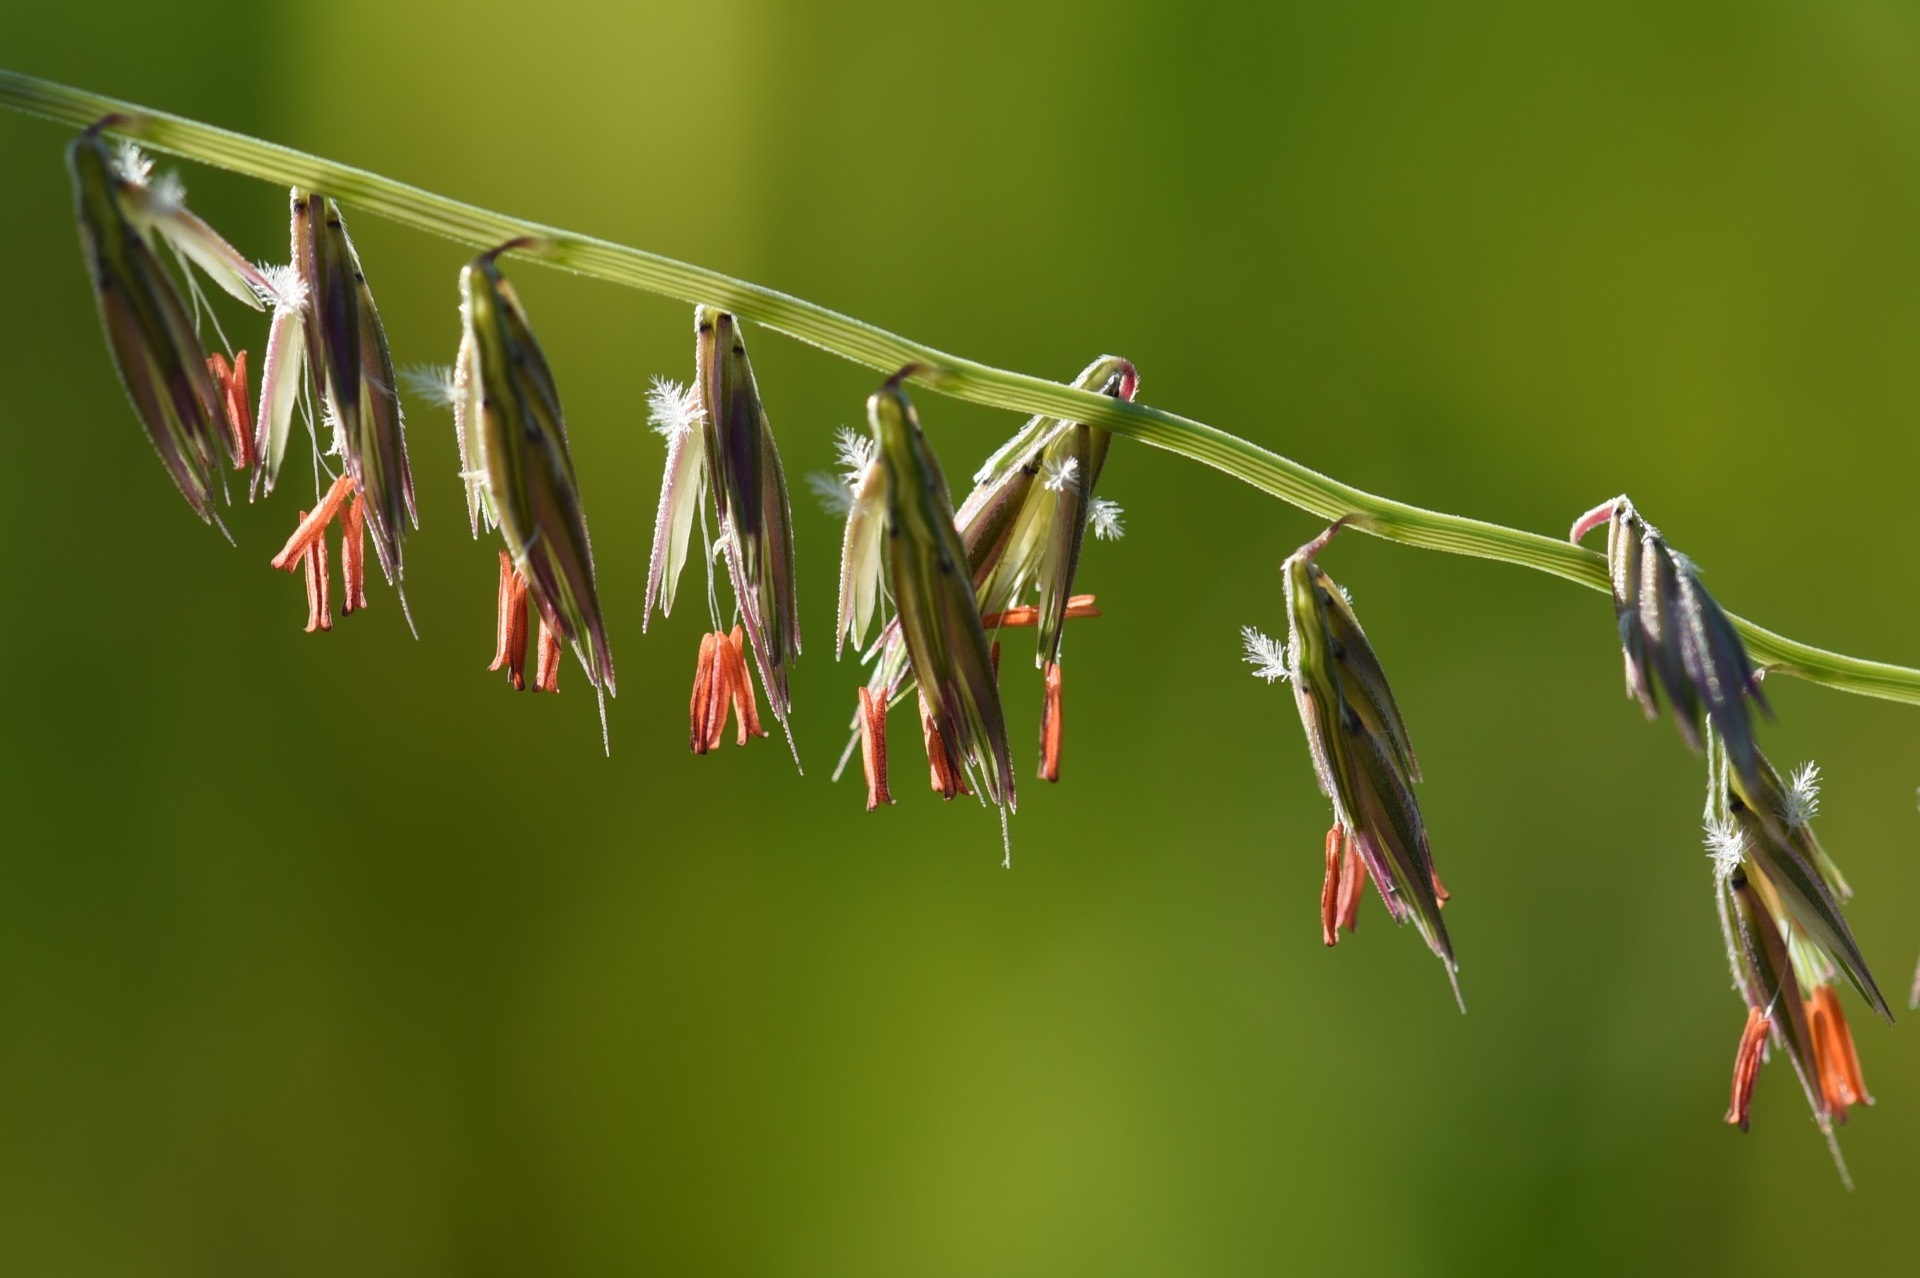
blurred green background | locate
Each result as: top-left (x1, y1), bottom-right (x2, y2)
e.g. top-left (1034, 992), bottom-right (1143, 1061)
top-left (6, 2), bottom-right (1920, 1273)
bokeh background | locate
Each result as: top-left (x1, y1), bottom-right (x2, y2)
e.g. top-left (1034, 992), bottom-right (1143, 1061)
top-left (6, 2), bottom-right (1920, 1273)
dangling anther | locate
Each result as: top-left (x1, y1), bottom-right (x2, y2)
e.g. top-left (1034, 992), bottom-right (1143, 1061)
top-left (206, 350), bottom-right (253, 470)
top-left (298, 509), bottom-right (332, 633)
top-left (919, 692), bottom-right (969, 800)
top-left (533, 607), bottom-right (563, 694)
top-left (1335, 829), bottom-right (1368, 934)
top-left (717, 626), bottom-right (767, 744)
top-left (1319, 825), bottom-right (1343, 947)
top-left (1039, 661), bottom-right (1065, 782)
top-left (487, 552), bottom-right (530, 691)
top-left (689, 633), bottom-right (728, 753)
top-left (1725, 1005), bottom-right (1772, 1131)
top-left (270, 472), bottom-right (356, 571)
top-left (489, 552), bottom-right (516, 674)
top-left (341, 492), bottom-right (368, 615)
top-left (1806, 986), bottom-right (1871, 1119)
top-left (857, 686), bottom-right (893, 810)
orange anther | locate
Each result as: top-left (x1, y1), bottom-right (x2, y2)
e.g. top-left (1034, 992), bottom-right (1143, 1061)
top-left (689, 633), bottom-right (727, 753)
top-left (1335, 830), bottom-right (1367, 934)
top-left (298, 509), bottom-right (332, 633)
top-left (858, 686), bottom-right (893, 810)
top-left (207, 350), bottom-right (253, 470)
top-left (489, 552), bottom-right (516, 672)
top-left (1320, 825), bottom-right (1343, 947)
top-left (980, 593), bottom-right (1101, 630)
top-left (919, 693), bottom-right (969, 800)
top-left (1039, 661), bottom-right (1064, 782)
top-left (487, 558), bottom-right (530, 691)
top-left (718, 627), bottom-right (767, 743)
top-left (533, 607), bottom-right (563, 694)
top-left (271, 473), bottom-right (356, 571)
top-left (1806, 985), bottom-right (1871, 1120)
top-left (1725, 1005), bottom-right (1772, 1131)
top-left (342, 492), bottom-right (368, 615)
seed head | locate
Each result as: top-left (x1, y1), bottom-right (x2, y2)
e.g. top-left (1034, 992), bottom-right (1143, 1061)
top-left (865, 370), bottom-right (1016, 814)
top-left (456, 243), bottom-right (617, 704)
top-left (291, 191), bottom-right (417, 596)
top-left (646, 312), bottom-right (802, 764)
top-left (1270, 521), bottom-right (1459, 1004)
top-left (696, 309), bottom-right (802, 739)
top-left (1706, 735), bottom-right (1881, 1183)
top-left (67, 122), bottom-right (258, 527)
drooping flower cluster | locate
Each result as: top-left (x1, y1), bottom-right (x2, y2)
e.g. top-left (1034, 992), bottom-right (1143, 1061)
top-left (835, 371), bottom-right (1020, 853)
top-left (452, 240), bottom-right (618, 729)
top-left (1706, 736), bottom-right (1886, 1182)
top-left (67, 123), bottom-right (268, 528)
top-left (645, 309), bottom-right (802, 763)
top-left (261, 190), bottom-right (420, 628)
top-left (1247, 521), bottom-right (1461, 1005)
top-left (832, 356), bottom-right (1135, 813)
top-left (1570, 494), bottom-right (1890, 1181)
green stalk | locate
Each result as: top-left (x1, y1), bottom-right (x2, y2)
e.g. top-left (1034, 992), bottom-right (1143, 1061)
top-left (5, 68), bottom-right (1917, 703)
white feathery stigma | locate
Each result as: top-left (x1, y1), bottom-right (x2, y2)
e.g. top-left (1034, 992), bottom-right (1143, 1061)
top-left (1089, 497), bottom-right (1125, 541)
top-left (321, 396), bottom-right (346, 456)
top-left (1785, 761), bottom-right (1822, 829)
top-left (146, 169), bottom-right (187, 214)
top-left (808, 471), bottom-right (855, 515)
top-left (646, 376), bottom-right (704, 442)
top-left (1704, 815), bottom-right (1746, 881)
top-left (255, 261), bottom-right (308, 313)
top-left (1241, 627), bottom-right (1291, 683)
top-left (111, 141), bottom-right (153, 187)
top-left (833, 426), bottom-right (876, 483)
top-left (1041, 455), bottom-right (1081, 493)
top-left (401, 364), bottom-right (460, 408)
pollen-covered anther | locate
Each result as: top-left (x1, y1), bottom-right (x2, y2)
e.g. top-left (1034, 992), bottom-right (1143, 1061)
top-left (857, 686), bottom-right (893, 810)
top-left (1806, 986), bottom-right (1871, 1120)
top-left (1038, 662), bottom-right (1068, 782)
top-left (205, 350), bottom-right (253, 470)
top-left (1725, 1005), bottom-right (1771, 1132)
top-left (488, 552), bottom-right (531, 691)
top-left (341, 493), bottom-right (368, 615)
top-left (980, 594), bottom-right (1102, 630)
